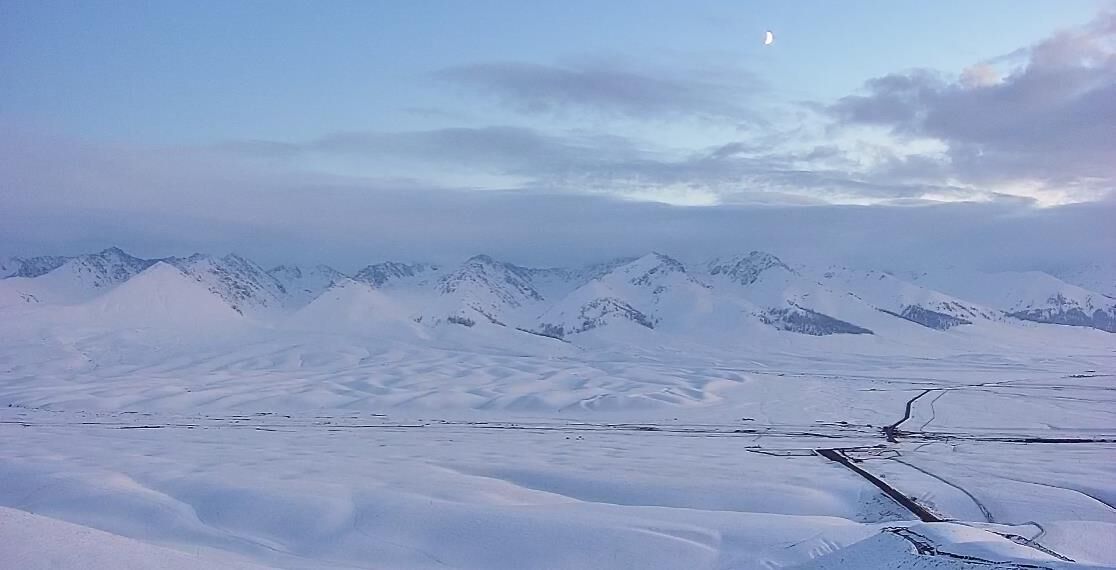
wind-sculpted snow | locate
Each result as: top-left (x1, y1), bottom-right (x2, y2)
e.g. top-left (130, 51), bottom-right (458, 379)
top-left (1, 351), bottom-right (1113, 569)
top-left (2, 248), bottom-right (1115, 568)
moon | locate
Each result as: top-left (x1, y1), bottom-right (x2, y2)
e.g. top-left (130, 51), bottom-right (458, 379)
top-left (764, 30), bottom-right (774, 46)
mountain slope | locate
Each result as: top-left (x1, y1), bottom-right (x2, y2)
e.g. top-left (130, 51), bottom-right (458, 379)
top-left (704, 253), bottom-right (875, 336)
top-left (817, 267), bottom-right (1000, 330)
top-left (50, 247), bottom-right (155, 290)
top-left (353, 262), bottom-right (442, 288)
top-left (268, 264), bottom-right (345, 306)
top-left (0, 255), bottom-right (70, 279)
top-left (536, 279), bottom-right (659, 337)
top-left (1049, 263), bottom-right (1116, 298)
top-left (537, 253), bottom-right (727, 338)
top-left (0, 248), bottom-right (154, 306)
top-left (913, 270), bottom-right (1116, 333)
top-left (524, 257), bottom-right (638, 300)
top-left (287, 278), bottom-right (426, 338)
top-left (4, 246), bottom-right (1114, 344)
top-left (81, 262), bottom-right (244, 327)
top-left (429, 255), bottom-right (544, 327)
top-left (166, 254), bottom-right (287, 316)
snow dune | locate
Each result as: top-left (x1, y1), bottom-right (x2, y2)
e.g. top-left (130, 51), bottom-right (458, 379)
top-left (1, 248), bottom-right (1114, 568)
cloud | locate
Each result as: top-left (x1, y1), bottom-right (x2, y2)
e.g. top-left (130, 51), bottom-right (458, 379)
top-left (212, 11), bottom-right (1116, 209)
top-left (435, 59), bottom-right (762, 121)
top-left (829, 11), bottom-right (1116, 196)
top-left (221, 125), bottom-right (979, 206)
top-left (5, 12), bottom-right (1115, 266)
top-left (2, 130), bottom-right (1112, 273)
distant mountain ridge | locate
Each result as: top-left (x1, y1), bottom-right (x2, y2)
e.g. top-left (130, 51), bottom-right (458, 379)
top-left (909, 269), bottom-right (1116, 334)
top-left (0, 255), bottom-right (70, 279)
top-left (353, 262), bottom-right (441, 288)
top-left (161, 253), bottom-right (288, 315)
top-left (3, 247), bottom-right (1114, 340)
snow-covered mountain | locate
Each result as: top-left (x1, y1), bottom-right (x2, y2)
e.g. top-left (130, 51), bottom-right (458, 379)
top-left (1049, 263), bottom-right (1116, 298)
top-left (536, 253), bottom-right (710, 337)
top-left (53, 247), bottom-right (155, 290)
top-left (0, 254), bottom-right (69, 279)
top-left (704, 252), bottom-right (877, 336)
top-left (287, 278), bottom-right (426, 338)
top-left (523, 257), bottom-right (638, 300)
top-left (816, 267), bottom-right (1000, 330)
top-left (0, 247), bottom-right (155, 306)
top-left (911, 270), bottom-right (1116, 333)
top-left (706, 251), bottom-right (791, 287)
top-left (3, 246), bottom-right (1114, 342)
top-left (81, 261), bottom-right (244, 327)
top-left (428, 255), bottom-right (544, 327)
top-left (268, 264), bottom-right (346, 306)
top-left (164, 253), bottom-right (288, 316)
top-left (353, 262), bottom-right (441, 288)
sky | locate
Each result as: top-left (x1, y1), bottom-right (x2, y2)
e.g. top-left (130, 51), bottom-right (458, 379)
top-left (1, 0), bottom-right (1114, 270)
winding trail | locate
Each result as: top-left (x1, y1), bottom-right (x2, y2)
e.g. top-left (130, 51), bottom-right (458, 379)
top-left (890, 457), bottom-right (994, 523)
top-left (884, 389), bottom-right (933, 443)
top-left (884, 527), bottom-right (1060, 570)
top-left (814, 389), bottom-right (1082, 565)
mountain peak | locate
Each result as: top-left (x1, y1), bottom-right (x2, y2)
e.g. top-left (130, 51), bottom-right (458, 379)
top-left (431, 254), bottom-right (544, 326)
top-left (465, 254), bottom-right (498, 265)
top-left (1, 255), bottom-right (70, 278)
top-left (85, 261), bottom-right (243, 326)
top-left (167, 252), bottom-right (287, 314)
top-left (648, 251), bottom-right (685, 266)
top-left (269, 265), bottom-right (302, 279)
top-left (353, 261), bottom-right (440, 287)
top-left (440, 255), bottom-right (540, 301)
top-left (707, 251), bottom-right (793, 285)
top-left (628, 252), bottom-right (686, 272)
top-left (620, 253), bottom-right (692, 288)
top-left (97, 246), bottom-right (129, 257)
top-left (49, 247), bottom-right (155, 290)
top-left (267, 264), bottom-right (345, 306)
top-left (221, 253), bottom-right (256, 267)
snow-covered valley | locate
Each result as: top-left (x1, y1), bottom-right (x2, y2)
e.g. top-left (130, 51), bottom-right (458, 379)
top-left (1, 247), bottom-right (1114, 568)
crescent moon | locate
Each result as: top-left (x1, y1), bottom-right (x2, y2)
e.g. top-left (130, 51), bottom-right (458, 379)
top-left (764, 30), bottom-right (774, 46)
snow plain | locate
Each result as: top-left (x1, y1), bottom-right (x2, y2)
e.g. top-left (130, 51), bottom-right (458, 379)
top-left (1, 253), bottom-right (1114, 569)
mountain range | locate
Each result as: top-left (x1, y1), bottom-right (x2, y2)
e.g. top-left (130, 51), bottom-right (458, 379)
top-left (2, 248), bottom-right (1114, 345)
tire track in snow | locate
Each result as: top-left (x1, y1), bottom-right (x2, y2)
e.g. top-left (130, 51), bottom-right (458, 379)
top-left (889, 458), bottom-right (994, 523)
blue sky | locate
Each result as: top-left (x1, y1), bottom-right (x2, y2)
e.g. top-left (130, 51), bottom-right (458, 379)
top-left (2, 0), bottom-right (1105, 142)
top-left (1, 1), bottom-right (1113, 266)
